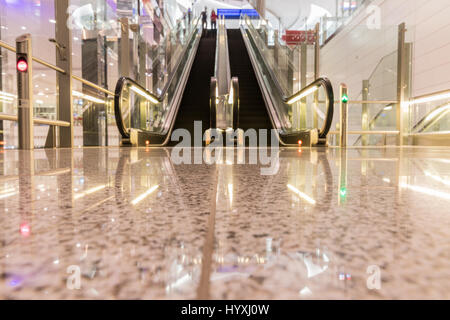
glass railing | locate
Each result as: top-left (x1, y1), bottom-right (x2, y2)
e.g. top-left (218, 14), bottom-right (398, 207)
top-left (350, 50), bottom-right (398, 146)
top-left (244, 19), bottom-right (316, 98)
top-left (114, 17), bottom-right (202, 145)
top-left (409, 91), bottom-right (450, 135)
top-left (319, 0), bottom-right (374, 45)
top-left (241, 16), bottom-right (334, 146)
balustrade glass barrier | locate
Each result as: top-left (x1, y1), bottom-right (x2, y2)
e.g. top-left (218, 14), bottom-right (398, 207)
top-left (0, 0), bottom-right (198, 148)
top-left (340, 50), bottom-right (399, 147)
top-left (409, 91), bottom-right (450, 135)
top-left (243, 17), bottom-right (316, 98)
top-left (319, 0), bottom-right (374, 45)
top-left (114, 17), bottom-right (201, 144)
top-left (241, 16), bottom-right (334, 145)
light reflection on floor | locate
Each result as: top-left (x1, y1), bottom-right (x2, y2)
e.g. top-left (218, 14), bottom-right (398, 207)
top-left (0, 147), bottom-right (449, 299)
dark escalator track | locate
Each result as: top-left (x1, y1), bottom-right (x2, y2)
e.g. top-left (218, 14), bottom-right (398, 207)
top-left (168, 30), bottom-right (217, 146)
top-left (227, 29), bottom-right (273, 136)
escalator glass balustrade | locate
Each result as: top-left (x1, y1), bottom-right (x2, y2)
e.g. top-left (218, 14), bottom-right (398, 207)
top-left (114, 17), bottom-right (206, 146)
top-left (238, 16), bottom-right (334, 146)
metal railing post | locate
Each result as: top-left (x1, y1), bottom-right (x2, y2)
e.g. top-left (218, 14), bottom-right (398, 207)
top-left (16, 34), bottom-right (33, 150)
top-left (396, 22), bottom-right (406, 146)
top-left (299, 43), bottom-right (307, 129)
top-left (340, 84), bottom-right (348, 148)
top-left (120, 17), bottom-right (130, 78)
top-left (362, 80), bottom-right (369, 146)
top-left (55, 0), bottom-right (73, 148)
top-left (314, 23), bottom-right (320, 129)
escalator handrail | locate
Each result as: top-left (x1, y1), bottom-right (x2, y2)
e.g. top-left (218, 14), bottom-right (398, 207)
top-left (241, 16), bottom-right (334, 139)
top-left (412, 102), bottom-right (450, 133)
top-left (114, 76), bottom-right (154, 139)
top-left (284, 78), bottom-right (334, 139)
top-left (114, 18), bottom-right (201, 139)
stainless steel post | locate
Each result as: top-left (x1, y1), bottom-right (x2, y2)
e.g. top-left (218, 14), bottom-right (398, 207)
top-left (362, 80), bottom-right (369, 146)
top-left (340, 84), bottom-right (348, 148)
top-left (55, 0), bottom-right (73, 148)
top-left (120, 17), bottom-right (130, 77)
top-left (396, 23), bottom-right (406, 146)
top-left (300, 43), bottom-right (307, 129)
top-left (16, 34), bottom-right (33, 150)
top-left (314, 23), bottom-right (320, 128)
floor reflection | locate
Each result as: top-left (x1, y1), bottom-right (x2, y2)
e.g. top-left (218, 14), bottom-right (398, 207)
top-left (0, 147), bottom-right (449, 299)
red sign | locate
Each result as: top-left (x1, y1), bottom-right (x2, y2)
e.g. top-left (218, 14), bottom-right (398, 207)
top-left (17, 58), bottom-right (28, 72)
top-left (282, 30), bottom-right (316, 45)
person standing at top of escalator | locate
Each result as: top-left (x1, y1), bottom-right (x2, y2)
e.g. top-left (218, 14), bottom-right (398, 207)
top-left (201, 7), bottom-right (208, 30)
top-left (188, 7), bottom-right (192, 24)
top-left (211, 10), bottom-right (217, 30)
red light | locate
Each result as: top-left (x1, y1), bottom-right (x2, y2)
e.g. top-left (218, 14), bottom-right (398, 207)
top-left (20, 222), bottom-right (30, 237)
top-left (298, 140), bottom-right (303, 146)
top-left (17, 58), bottom-right (28, 72)
top-left (145, 140), bottom-right (150, 146)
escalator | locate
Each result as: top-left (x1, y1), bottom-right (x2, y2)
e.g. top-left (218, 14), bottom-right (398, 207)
top-left (227, 29), bottom-right (272, 133)
top-left (115, 15), bottom-right (334, 148)
top-left (114, 19), bottom-right (216, 147)
top-left (233, 18), bottom-right (334, 146)
top-left (168, 31), bottom-right (216, 146)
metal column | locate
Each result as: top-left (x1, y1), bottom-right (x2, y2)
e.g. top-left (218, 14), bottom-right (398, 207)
top-left (314, 23), bottom-right (320, 80)
top-left (256, 0), bottom-right (266, 18)
top-left (55, 0), bottom-right (73, 148)
top-left (273, 30), bottom-right (279, 66)
top-left (120, 17), bottom-right (130, 77)
top-left (362, 80), bottom-right (369, 146)
top-left (16, 34), bottom-right (33, 150)
top-left (299, 43), bottom-right (307, 129)
top-left (313, 23), bottom-right (320, 129)
top-left (396, 23), bottom-right (407, 146)
top-left (340, 84), bottom-right (348, 148)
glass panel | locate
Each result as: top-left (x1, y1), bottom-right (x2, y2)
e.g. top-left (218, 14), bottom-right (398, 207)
top-left (69, 0), bottom-right (121, 88)
top-left (33, 66), bottom-right (58, 120)
top-left (410, 95), bottom-right (450, 134)
top-left (242, 16), bottom-right (328, 136)
top-left (72, 79), bottom-right (111, 147)
top-left (245, 17), bottom-right (313, 97)
top-left (0, 0), bottom-right (56, 149)
top-left (0, 0), bottom-right (56, 61)
top-left (120, 17), bottom-right (201, 136)
top-left (0, 48), bottom-right (17, 149)
top-left (319, 0), bottom-right (374, 45)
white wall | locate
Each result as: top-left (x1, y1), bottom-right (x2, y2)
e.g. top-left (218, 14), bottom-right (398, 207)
top-left (321, 0), bottom-right (450, 99)
top-left (319, 0), bottom-right (450, 136)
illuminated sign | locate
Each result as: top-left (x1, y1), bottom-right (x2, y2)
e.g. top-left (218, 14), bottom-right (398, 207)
top-left (282, 30), bottom-right (316, 45)
top-left (217, 9), bottom-right (259, 19)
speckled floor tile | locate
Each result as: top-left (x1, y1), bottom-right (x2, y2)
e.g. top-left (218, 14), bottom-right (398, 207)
top-left (0, 147), bottom-right (449, 299)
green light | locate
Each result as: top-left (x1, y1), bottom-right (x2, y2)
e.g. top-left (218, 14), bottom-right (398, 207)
top-left (341, 94), bottom-right (349, 103)
top-left (339, 187), bottom-right (347, 197)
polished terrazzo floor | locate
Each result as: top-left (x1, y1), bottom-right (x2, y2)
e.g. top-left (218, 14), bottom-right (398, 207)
top-left (0, 147), bottom-right (449, 299)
